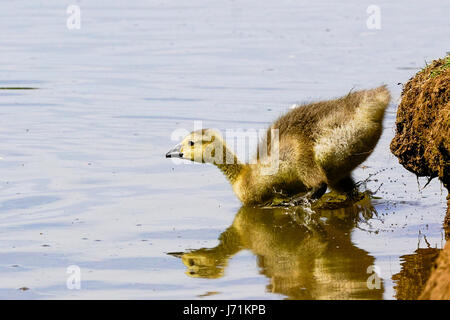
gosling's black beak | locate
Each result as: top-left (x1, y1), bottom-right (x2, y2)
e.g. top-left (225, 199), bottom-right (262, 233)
top-left (165, 144), bottom-right (183, 158)
top-left (167, 252), bottom-right (183, 258)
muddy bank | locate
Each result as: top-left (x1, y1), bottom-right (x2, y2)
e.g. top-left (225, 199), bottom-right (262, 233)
top-left (392, 248), bottom-right (441, 300)
top-left (390, 54), bottom-right (449, 189)
top-left (391, 54), bottom-right (449, 235)
top-left (419, 241), bottom-right (450, 299)
top-left (391, 54), bottom-right (450, 299)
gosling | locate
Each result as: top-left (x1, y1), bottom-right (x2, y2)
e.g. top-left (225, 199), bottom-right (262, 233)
top-left (166, 86), bottom-right (391, 206)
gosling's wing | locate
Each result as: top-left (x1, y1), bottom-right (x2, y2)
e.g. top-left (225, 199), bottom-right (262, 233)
top-left (313, 86), bottom-right (391, 175)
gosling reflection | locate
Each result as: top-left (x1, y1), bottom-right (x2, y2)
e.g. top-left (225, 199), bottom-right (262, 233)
top-left (171, 195), bottom-right (384, 299)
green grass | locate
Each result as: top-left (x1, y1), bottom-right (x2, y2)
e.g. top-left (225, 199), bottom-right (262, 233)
top-left (429, 54), bottom-right (450, 78)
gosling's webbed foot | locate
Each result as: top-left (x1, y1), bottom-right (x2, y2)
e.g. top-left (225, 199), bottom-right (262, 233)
top-left (288, 196), bottom-right (311, 207)
top-left (278, 183), bottom-right (328, 207)
top-left (272, 196), bottom-right (308, 208)
top-left (309, 183), bottom-right (328, 200)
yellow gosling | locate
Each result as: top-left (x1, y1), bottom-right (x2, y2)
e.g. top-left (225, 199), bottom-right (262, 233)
top-left (166, 86), bottom-right (391, 206)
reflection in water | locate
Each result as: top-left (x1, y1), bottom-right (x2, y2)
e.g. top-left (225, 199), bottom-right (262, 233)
top-left (392, 248), bottom-right (441, 300)
top-left (170, 195), bottom-right (384, 299)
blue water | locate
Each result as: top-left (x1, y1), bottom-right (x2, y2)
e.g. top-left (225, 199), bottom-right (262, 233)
top-left (0, 0), bottom-right (448, 299)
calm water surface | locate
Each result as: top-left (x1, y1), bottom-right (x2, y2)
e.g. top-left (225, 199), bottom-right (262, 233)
top-left (0, 0), bottom-right (448, 299)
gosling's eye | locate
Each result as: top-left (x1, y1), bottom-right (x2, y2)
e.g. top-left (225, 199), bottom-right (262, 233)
top-left (189, 141), bottom-right (195, 146)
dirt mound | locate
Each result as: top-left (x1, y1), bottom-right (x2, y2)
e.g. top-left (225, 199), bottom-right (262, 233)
top-left (390, 54), bottom-right (449, 187)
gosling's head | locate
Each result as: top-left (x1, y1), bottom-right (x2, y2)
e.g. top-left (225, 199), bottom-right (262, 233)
top-left (166, 129), bottom-right (224, 164)
top-left (180, 250), bottom-right (225, 279)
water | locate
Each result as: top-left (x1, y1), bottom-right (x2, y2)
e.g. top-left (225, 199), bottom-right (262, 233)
top-left (0, 0), bottom-right (448, 299)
